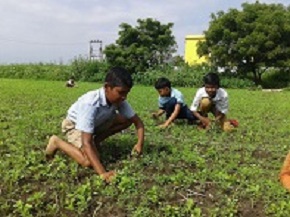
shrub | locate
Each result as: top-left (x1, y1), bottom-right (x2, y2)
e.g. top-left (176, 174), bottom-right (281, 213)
top-left (0, 58), bottom-right (109, 82)
top-left (262, 68), bottom-right (290, 89)
top-left (133, 64), bottom-right (209, 87)
top-left (133, 64), bottom-right (255, 89)
top-left (0, 61), bottom-right (257, 89)
top-left (70, 56), bottom-right (109, 82)
top-left (0, 63), bottom-right (71, 80)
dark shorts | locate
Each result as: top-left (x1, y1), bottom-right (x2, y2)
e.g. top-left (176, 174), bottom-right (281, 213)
top-left (162, 98), bottom-right (197, 123)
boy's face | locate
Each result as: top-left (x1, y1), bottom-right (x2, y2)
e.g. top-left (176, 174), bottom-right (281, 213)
top-left (204, 84), bottom-right (218, 98)
top-left (157, 87), bottom-right (171, 97)
top-left (104, 84), bottom-right (131, 106)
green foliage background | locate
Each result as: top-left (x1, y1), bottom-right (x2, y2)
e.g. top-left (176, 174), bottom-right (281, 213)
top-left (198, 2), bottom-right (290, 85)
top-left (0, 61), bottom-right (256, 89)
top-left (104, 18), bottom-right (177, 74)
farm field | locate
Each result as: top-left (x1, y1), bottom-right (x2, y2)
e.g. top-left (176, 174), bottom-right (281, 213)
top-left (1, 78), bottom-right (290, 217)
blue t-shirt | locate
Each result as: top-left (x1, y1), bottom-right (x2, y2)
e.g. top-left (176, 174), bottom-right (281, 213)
top-left (158, 88), bottom-right (185, 109)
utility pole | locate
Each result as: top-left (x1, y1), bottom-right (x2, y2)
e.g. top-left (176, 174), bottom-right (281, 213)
top-left (89, 39), bottom-right (103, 61)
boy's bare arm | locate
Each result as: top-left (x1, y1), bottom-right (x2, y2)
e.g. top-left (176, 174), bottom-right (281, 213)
top-left (130, 114), bottom-right (145, 154)
top-left (160, 104), bottom-right (181, 128)
top-left (81, 132), bottom-right (107, 175)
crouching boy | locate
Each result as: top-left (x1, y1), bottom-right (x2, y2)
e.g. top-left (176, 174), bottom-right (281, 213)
top-left (45, 67), bottom-right (144, 182)
top-left (190, 72), bottom-right (236, 131)
top-left (152, 77), bottom-right (197, 128)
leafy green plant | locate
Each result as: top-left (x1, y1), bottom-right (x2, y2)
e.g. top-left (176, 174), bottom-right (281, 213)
top-left (13, 200), bottom-right (33, 217)
top-left (1, 78), bottom-right (290, 216)
top-left (65, 181), bottom-right (92, 213)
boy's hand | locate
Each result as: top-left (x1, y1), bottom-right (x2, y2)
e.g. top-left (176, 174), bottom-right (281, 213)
top-left (100, 171), bottom-right (116, 183)
top-left (151, 112), bottom-right (159, 119)
top-left (158, 123), bottom-right (169, 129)
top-left (202, 117), bottom-right (211, 128)
top-left (131, 144), bottom-right (142, 157)
top-left (198, 117), bottom-right (211, 130)
top-left (158, 121), bottom-right (175, 129)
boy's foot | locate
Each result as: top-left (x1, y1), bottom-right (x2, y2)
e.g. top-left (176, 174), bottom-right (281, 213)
top-left (45, 135), bottom-right (58, 160)
top-left (228, 119), bottom-right (239, 128)
top-left (223, 121), bottom-right (236, 132)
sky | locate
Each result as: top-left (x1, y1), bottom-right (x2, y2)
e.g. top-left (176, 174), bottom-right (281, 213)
top-left (0, 0), bottom-right (288, 64)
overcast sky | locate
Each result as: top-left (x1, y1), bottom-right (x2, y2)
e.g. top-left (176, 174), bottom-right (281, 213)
top-left (0, 0), bottom-right (288, 64)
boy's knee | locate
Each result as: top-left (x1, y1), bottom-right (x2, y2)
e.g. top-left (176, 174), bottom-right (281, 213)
top-left (79, 150), bottom-right (91, 167)
top-left (200, 98), bottom-right (211, 107)
top-left (80, 159), bottom-right (91, 167)
top-left (200, 98), bottom-right (212, 113)
top-left (168, 97), bottom-right (177, 104)
top-left (166, 98), bottom-right (178, 108)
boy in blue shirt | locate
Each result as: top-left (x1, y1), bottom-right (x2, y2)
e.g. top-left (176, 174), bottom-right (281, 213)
top-left (152, 77), bottom-right (197, 128)
top-left (45, 67), bottom-right (144, 182)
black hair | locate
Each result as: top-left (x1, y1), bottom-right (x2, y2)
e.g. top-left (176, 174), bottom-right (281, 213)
top-left (203, 72), bottom-right (220, 87)
top-left (105, 67), bottom-right (133, 88)
top-left (154, 77), bottom-right (171, 89)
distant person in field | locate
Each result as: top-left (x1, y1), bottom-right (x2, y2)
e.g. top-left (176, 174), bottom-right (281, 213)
top-left (66, 76), bottom-right (76, 88)
top-left (190, 72), bottom-right (238, 131)
top-left (45, 67), bottom-right (145, 183)
top-left (279, 151), bottom-right (290, 191)
top-left (152, 77), bottom-right (197, 128)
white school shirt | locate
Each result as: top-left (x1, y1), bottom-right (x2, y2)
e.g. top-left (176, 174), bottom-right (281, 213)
top-left (190, 87), bottom-right (229, 114)
top-left (67, 79), bottom-right (74, 85)
top-left (158, 88), bottom-right (185, 109)
top-left (67, 87), bottom-right (135, 133)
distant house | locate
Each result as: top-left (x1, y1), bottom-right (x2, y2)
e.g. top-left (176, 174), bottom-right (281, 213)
top-left (184, 35), bottom-right (208, 65)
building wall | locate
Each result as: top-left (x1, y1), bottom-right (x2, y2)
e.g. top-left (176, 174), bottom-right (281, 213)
top-left (184, 35), bottom-right (208, 65)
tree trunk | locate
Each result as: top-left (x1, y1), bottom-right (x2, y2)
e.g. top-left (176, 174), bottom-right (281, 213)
top-left (251, 64), bottom-right (261, 86)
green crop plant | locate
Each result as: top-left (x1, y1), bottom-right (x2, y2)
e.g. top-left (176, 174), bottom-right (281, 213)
top-left (1, 78), bottom-right (290, 216)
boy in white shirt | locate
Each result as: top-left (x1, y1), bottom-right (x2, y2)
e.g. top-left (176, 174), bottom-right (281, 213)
top-left (45, 67), bottom-right (144, 182)
top-left (190, 72), bottom-right (236, 131)
top-left (152, 77), bottom-right (197, 128)
top-left (66, 76), bottom-right (76, 88)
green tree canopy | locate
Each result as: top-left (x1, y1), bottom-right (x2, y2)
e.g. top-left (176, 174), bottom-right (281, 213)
top-left (197, 2), bottom-right (290, 84)
top-left (104, 18), bottom-right (177, 74)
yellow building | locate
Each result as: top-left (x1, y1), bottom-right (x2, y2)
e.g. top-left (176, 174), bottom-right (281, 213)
top-left (184, 35), bottom-right (208, 65)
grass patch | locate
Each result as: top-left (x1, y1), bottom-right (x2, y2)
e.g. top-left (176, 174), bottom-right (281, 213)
top-left (1, 78), bottom-right (289, 216)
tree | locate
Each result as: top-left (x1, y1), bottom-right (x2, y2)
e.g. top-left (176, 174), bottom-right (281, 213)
top-left (197, 2), bottom-right (290, 85)
top-left (104, 18), bottom-right (177, 74)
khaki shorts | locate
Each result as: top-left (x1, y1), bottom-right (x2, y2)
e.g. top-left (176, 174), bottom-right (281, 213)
top-left (61, 115), bottom-right (116, 148)
top-left (61, 119), bottom-right (82, 148)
